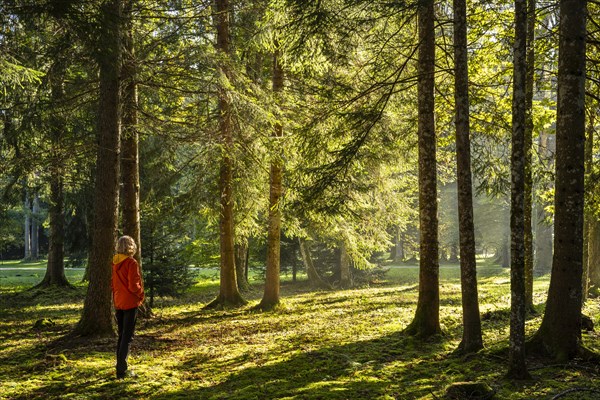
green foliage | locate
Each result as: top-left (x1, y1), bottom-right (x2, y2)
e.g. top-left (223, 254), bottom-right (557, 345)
top-left (0, 56), bottom-right (44, 93)
top-left (143, 263), bottom-right (196, 307)
top-left (0, 206), bottom-right (22, 257)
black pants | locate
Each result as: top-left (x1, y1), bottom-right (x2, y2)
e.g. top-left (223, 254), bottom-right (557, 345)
top-left (116, 307), bottom-right (138, 376)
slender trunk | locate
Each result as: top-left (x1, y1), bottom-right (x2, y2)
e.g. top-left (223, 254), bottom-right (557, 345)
top-left (259, 47), bottom-right (285, 309)
top-left (121, 0), bottom-right (151, 317)
top-left (206, 0), bottom-right (245, 308)
top-left (75, 0), bottom-right (122, 336)
top-left (507, 0), bottom-right (530, 379)
top-left (498, 235), bottom-right (510, 268)
top-left (39, 58), bottom-right (70, 288)
top-left (529, 0), bottom-right (587, 362)
top-left (40, 175), bottom-right (69, 287)
top-left (454, 0), bottom-right (483, 354)
top-left (339, 242), bottom-right (352, 289)
top-left (523, 0), bottom-right (536, 312)
top-left (534, 204), bottom-right (553, 275)
top-left (589, 219), bottom-right (600, 294)
top-left (24, 195), bottom-right (31, 260)
top-left (393, 229), bottom-right (405, 263)
top-left (235, 241), bottom-right (250, 291)
top-left (405, 0), bottom-right (441, 338)
top-left (31, 194), bottom-right (40, 260)
top-left (583, 111), bottom-right (595, 300)
top-left (244, 244), bottom-right (249, 284)
top-left (534, 133), bottom-right (553, 275)
top-left (439, 248), bottom-right (448, 263)
top-left (298, 238), bottom-right (331, 289)
top-left (448, 243), bottom-right (459, 263)
top-left (121, 0), bottom-right (142, 267)
top-left (292, 249), bottom-right (298, 283)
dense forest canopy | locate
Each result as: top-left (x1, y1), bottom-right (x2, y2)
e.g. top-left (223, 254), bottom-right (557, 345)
top-left (1, 0), bottom-right (573, 268)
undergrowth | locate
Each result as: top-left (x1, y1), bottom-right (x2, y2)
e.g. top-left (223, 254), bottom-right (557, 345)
top-left (0, 264), bottom-right (599, 399)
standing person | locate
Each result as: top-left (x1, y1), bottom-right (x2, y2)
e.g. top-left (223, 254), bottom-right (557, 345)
top-left (111, 235), bottom-right (144, 379)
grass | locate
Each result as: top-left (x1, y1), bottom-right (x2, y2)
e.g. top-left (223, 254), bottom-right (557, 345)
top-left (1, 260), bottom-right (599, 399)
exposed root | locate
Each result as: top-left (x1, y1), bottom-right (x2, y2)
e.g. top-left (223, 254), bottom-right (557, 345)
top-left (203, 294), bottom-right (247, 310)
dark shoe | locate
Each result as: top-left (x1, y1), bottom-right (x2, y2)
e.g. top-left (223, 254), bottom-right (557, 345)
top-left (116, 370), bottom-right (137, 379)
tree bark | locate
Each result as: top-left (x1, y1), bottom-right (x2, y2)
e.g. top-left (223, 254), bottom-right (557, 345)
top-left (38, 56), bottom-right (70, 288)
top-left (404, 0), bottom-right (441, 338)
top-left (529, 0), bottom-right (587, 362)
top-left (121, 0), bottom-right (141, 267)
top-left (259, 46), bottom-right (285, 310)
top-left (448, 243), bottom-right (459, 264)
top-left (589, 219), bottom-right (600, 294)
top-left (235, 241), bottom-right (250, 291)
top-left (498, 234), bottom-right (510, 268)
top-left (534, 132), bottom-right (553, 276)
top-left (31, 194), bottom-right (40, 260)
top-left (298, 238), bottom-right (331, 289)
top-left (338, 241), bottom-right (352, 289)
top-left (453, 0), bottom-right (483, 354)
top-left (24, 194), bottom-right (31, 260)
top-left (507, 0), bottom-right (530, 379)
top-left (583, 110), bottom-right (595, 301)
top-left (75, 0), bottom-right (122, 337)
top-left (292, 248), bottom-right (298, 283)
top-left (40, 175), bottom-right (69, 287)
top-left (206, 0), bottom-right (245, 308)
top-left (523, 0), bottom-right (536, 313)
top-left (392, 229), bottom-right (405, 263)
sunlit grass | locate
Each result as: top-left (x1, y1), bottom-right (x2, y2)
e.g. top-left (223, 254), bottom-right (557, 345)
top-left (0, 260), bottom-right (599, 399)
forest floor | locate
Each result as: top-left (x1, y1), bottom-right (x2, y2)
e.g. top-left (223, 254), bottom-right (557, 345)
top-left (1, 260), bottom-right (600, 400)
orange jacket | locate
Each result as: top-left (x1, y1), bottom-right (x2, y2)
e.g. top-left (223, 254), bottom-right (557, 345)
top-left (111, 254), bottom-right (145, 310)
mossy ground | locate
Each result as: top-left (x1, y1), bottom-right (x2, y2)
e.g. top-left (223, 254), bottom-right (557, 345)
top-left (1, 260), bottom-right (599, 399)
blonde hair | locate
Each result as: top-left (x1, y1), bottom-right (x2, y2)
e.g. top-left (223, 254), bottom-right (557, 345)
top-left (116, 235), bottom-right (137, 256)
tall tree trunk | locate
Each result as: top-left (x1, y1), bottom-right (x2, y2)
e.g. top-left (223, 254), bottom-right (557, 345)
top-left (497, 234), bottom-right (510, 268)
top-left (75, 0), bottom-right (122, 337)
top-left (292, 248), bottom-right (298, 283)
top-left (589, 219), bottom-right (600, 294)
top-left (121, 0), bottom-right (141, 266)
top-left (235, 241), bottom-right (250, 291)
top-left (534, 132), bottom-right (553, 275)
top-left (38, 56), bottom-right (70, 288)
top-left (523, 0), bottom-right (536, 313)
top-left (507, 0), bottom-right (530, 379)
top-left (405, 0), bottom-right (441, 338)
top-left (206, 0), bottom-right (245, 308)
top-left (453, 0), bottom-right (483, 354)
top-left (121, 0), bottom-right (151, 317)
top-left (298, 238), bottom-right (331, 289)
top-left (392, 228), bottom-right (405, 263)
top-left (448, 243), bottom-right (459, 263)
top-left (24, 195), bottom-right (31, 260)
top-left (583, 110), bottom-right (595, 301)
top-left (529, 0), bottom-right (587, 361)
top-left (40, 175), bottom-right (69, 287)
top-left (259, 46), bottom-right (284, 310)
top-left (31, 194), bottom-right (40, 260)
top-left (339, 241), bottom-right (352, 289)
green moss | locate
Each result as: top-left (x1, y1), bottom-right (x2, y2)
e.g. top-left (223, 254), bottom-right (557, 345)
top-left (0, 263), bottom-right (599, 399)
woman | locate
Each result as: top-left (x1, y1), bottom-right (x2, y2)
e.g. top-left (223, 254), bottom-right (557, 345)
top-left (111, 235), bottom-right (144, 379)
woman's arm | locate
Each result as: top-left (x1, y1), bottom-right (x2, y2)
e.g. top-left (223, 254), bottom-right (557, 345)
top-left (127, 259), bottom-right (145, 299)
